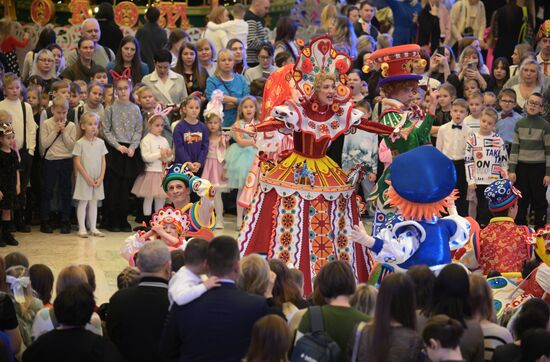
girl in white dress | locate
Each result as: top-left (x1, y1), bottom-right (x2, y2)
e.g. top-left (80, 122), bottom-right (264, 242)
top-left (131, 105), bottom-right (173, 222)
top-left (73, 112), bottom-right (108, 238)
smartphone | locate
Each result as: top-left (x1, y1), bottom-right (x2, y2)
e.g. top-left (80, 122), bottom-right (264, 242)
top-left (467, 62), bottom-right (477, 70)
top-left (437, 47), bottom-right (445, 56)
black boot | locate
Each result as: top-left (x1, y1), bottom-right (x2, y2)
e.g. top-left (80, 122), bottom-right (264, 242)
top-left (14, 210), bottom-right (31, 233)
top-left (1, 221), bottom-right (18, 246)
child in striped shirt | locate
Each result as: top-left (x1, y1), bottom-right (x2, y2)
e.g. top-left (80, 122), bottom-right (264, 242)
top-left (508, 93), bottom-right (550, 230)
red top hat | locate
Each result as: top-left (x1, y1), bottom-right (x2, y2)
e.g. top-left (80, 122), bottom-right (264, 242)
top-left (364, 44), bottom-right (424, 86)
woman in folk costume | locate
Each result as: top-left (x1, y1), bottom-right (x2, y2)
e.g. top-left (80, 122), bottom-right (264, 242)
top-left (351, 146), bottom-right (471, 275)
top-left (237, 36), bottom-right (398, 294)
top-left (363, 45), bottom-right (439, 236)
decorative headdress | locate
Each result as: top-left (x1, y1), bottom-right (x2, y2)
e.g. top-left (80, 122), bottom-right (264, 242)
top-left (162, 162), bottom-right (199, 191)
top-left (150, 207), bottom-right (189, 235)
top-left (387, 145), bottom-right (458, 220)
top-left (203, 89), bottom-right (224, 120)
top-left (364, 44), bottom-right (423, 86)
top-left (109, 67), bottom-right (131, 82)
top-left (483, 179), bottom-right (521, 213)
top-left (0, 123), bottom-right (14, 136)
top-left (148, 103), bottom-right (173, 124)
top-left (292, 35), bottom-right (352, 103)
top-left (536, 20), bottom-right (550, 42)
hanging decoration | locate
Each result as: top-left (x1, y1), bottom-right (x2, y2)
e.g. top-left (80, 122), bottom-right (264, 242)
top-left (68, 0), bottom-right (92, 25)
top-left (114, 1), bottom-right (139, 28)
top-left (30, 0), bottom-right (55, 26)
top-left (157, 2), bottom-right (189, 29)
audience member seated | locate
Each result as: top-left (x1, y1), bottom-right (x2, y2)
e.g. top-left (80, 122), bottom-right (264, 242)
top-left (357, 273), bottom-right (424, 362)
top-left (22, 285), bottom-right (123, 362)
top-left (32, 265), bottom-right (102, 341)
top-left (28, 264), bottom-right (54, 308)
top-left (268, 259), bottom-right (310, 320)
top-left (107, 241), bottom-right (172, 362)
top-left (492, 298), bottom-right (550, 362)
top-left (419, 264), bottom-right (484, 362)
top-left (244, 315), bottom-right (291, 362)
top-left (469, 275), bottom-right (513, 361)
top-left (296, 261), bottom-right (369, 362)
top-left (160, 236), bottom-right (268, 361)
top-left (422, 315), bottom-right (466, 362)
top-left (350, 283), bottom-right (377, 317)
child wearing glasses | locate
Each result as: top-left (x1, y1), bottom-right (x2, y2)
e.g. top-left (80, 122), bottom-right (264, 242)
top-left (508, 92), bottom-right (550, 230)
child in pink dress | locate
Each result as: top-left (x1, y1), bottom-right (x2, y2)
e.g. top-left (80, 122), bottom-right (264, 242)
top-left (202, 90), bottom-right (230, 229)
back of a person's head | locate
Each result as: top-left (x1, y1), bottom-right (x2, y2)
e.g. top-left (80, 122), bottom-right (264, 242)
top-left (237, 254), bottom-right (270, 296)
top-left (289, 268), bottom-right (304, 292)
top-left (513, 299), bottom-right (550, 341)
top-left (136, 240), bottom-right (171, 274)
top-left (171, 249), bottom-right (185, 272)
top-left (183, 238), bottom-right (209, 267)
top-left (520, 328), bottom-right (550, 362)
top-left (371, 273), bottom-right (417, 361)
top-left (116, 267), bottom-right (140, 290)
top-left (431, 264), bottom-right (471, 326)
top-left (56, 265), bottom-right (88, 295)
top-left (154, 49), bottom-right (172, 64)
top-left (406, 265), bottom-right (435, 312)
top-left (350, 283), bottom-right (378, 316)
top-left (469, 274), bottom-right (495, 322)
top-left (54, 285), bottom-right (95, 327)
top-left (207, 236), bottom-right (239, 277)
top-left (422, 315), bottom-right (464, 349)
top-left (316, 260), bottom-right (356, 301)
top-left (145, 7), bottom-right (161, 23)
top-left (79, 264), bottom-right (96, 292)
top-left (4, 252), bottom-right (30, 270)
top-left (29, 264), bottom-right (54, 306)
top-left (245, 315), bottom-right (291, 362)
top-left (269, 259), bottom-right (302, 306)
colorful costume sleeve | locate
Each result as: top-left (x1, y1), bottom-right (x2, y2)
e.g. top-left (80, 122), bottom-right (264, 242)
top-left (354, 118), bottom-right (395, 135)
top-left (380, 110), bottom-right (435, 153)
top-left (120, 233), bottom-right (146, 264)
top-left (370, 218), bottom-right (425, 265)
top-left (183, 177), bottom-right (216, 240)
top-left (443, 215), bottom-right (471, 250)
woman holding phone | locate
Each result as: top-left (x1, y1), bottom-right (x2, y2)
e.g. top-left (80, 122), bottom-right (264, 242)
top-left (447, 45), bottom-right (489, 98)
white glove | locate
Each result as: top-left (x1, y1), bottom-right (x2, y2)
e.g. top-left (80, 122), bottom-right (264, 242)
top-left (351, 222), bottom-right (375, 248)
top-left (191, 177), bottom-right (215, 199)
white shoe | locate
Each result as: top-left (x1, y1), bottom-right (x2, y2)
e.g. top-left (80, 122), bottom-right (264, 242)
top-left (78, 231), bottom-right (88, 238)
top-left (90, 230), bottom-right (106, 237)
top-left (215, 220), bottom-right (225, 229)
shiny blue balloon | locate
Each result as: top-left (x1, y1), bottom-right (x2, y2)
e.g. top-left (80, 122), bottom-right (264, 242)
top-left (390, 145), bottom-right (457, 203)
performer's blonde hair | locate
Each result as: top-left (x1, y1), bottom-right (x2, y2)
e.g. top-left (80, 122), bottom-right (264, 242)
top-left (313, 73), bottom-right (336, 92)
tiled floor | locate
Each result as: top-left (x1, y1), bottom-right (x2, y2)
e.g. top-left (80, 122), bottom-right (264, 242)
top-left (0, 217), bottom-right (240, 304)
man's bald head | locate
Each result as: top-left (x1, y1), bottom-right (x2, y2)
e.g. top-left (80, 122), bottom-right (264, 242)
top-left (81, 18), bottom-right (101, 42)
top-left (250, 0), bottom-right (270, 17)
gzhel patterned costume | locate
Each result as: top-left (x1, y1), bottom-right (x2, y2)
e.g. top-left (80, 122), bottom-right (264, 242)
top-left (352, 146), bottom-right (471, 274)
top-left (238, 36), bottom-right (395, 294)
top-left (362, 45), bottom-right (436, 234)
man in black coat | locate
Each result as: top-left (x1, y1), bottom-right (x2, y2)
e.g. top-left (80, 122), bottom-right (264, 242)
top-left (107, 241), bottom-right (172, 362)
top-left (160, 236), bottom-right (268, 362)
top-left (136, 7), bottom-right (168, 71)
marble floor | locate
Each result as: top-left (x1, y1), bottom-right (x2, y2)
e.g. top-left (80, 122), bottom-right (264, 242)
top-left (0, 217), bottom-right (240, 304)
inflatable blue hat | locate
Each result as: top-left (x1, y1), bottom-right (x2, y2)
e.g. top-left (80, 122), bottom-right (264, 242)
top-left (162, 162), bottom-right (199, 191)
top-left (391, 145), bottom-right (456, 203)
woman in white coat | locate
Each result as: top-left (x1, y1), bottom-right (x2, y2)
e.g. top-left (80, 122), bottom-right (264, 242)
top-left (141, 49), bottom-right (188, 107)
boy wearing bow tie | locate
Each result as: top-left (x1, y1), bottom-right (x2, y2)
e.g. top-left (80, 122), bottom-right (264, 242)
top-left (436, 98), bottom-right (470, 216)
